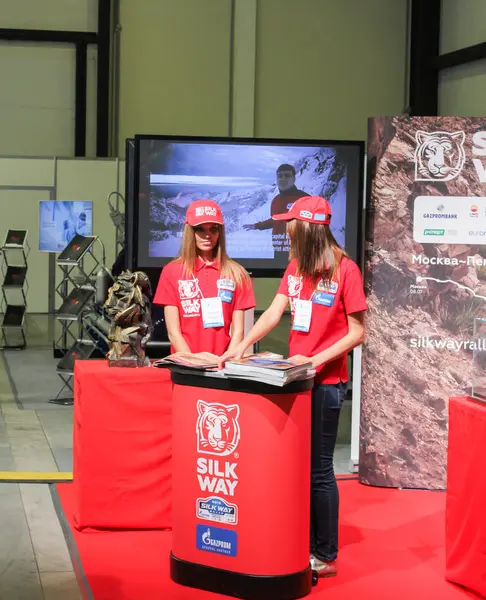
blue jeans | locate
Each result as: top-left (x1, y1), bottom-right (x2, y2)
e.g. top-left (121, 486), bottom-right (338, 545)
top-left (309, 382), bottom-right (346, 562)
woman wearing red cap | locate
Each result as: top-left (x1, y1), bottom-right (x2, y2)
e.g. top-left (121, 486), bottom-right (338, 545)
top-left (153, 199), bottom-right (255, 356)
top-left (220, 196), bottom-right (367, 577)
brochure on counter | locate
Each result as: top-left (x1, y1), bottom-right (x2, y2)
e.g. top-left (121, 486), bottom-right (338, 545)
top-left (153, 351), bottom-right (315, 386)
top-left (153, 352), bottom-right (221, 371)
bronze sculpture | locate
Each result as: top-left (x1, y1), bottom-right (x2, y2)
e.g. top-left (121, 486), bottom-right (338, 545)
top-left (104, 270), bottom-right (153, 367)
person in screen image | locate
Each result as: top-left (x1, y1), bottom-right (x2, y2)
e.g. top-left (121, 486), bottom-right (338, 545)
top-left (62, 211), bottom-right (87, 246)
top-left (153, 199), bottom-right (256, 356)
top-left (220, 196), bottom-right (367, 577)
top-left (243, 163), bottom-right (308, 254)
top-left (76, 212), bottom-right (87, 236)
top-left (63, 219), bottom-right (76, 245)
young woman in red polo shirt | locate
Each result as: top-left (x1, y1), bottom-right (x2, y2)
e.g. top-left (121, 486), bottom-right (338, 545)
top-left (220, 196), bottom-right (367, 577)
top-left (153, 199), bottom-right (255, 356)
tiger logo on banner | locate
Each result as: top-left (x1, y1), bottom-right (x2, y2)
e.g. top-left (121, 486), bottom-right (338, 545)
top-left (414, 130), bottom-right (466, 182)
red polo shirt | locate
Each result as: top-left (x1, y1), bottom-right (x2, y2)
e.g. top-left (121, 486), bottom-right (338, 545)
top-left (278, 257), bottom-right (367, 384)
top-left (154, 258), bottom-right (256, 355)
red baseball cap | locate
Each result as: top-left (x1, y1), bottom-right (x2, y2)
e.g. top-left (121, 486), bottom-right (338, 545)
top-left (185, 199), bottom-right (224, 226)
top-left (273, 196), bottom-right (332, 225)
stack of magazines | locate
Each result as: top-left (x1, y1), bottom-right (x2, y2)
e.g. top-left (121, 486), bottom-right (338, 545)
top-left (153, 352), bottom-right (314, 386)
top-left (223, 356), bottom-right (314, 386)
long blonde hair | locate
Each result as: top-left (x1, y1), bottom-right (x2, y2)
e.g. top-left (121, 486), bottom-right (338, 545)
top-left (287, 219), bottom-right (348, 284)
top-left (175, 224), bottom-right (251, 288)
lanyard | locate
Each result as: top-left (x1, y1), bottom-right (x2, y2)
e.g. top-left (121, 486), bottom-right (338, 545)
top-left (193, 277), bottom-right (205, 299)
top-left (297, 280), bottom-right (318, 302)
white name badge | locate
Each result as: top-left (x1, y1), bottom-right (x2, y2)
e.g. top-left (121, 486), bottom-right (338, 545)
top-left (292, 299), bottom-right (312, 332)
top-left (217, 278), bottom-right (236, 291)
top-left (201, 297), bottom-right (224, 329)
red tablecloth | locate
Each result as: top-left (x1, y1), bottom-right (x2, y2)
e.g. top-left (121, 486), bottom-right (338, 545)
top-left (73, 360), bottom-right (173, 531)
top-left (446, 396), bottom-right (486, 598)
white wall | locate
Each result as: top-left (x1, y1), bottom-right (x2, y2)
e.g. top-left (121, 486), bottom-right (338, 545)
top-left (440, 0), bottom-right (486, 54)
top-left (0, 43), bottom-right (76, 156)
top-left (439, 0), bottom-right (486, 116)
top-left (1, 0), bottom-right (97, 32)
top-left (118, 0), bottom-right (232, 153)
top-left (0, 0), bottom-right (98, 157)
top-left (439, 60), bottom-right (486, 117)
top-left (254, 0), bottom-right (408, 141)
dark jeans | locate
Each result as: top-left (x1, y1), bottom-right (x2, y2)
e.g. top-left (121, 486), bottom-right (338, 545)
top-left (310, 381), bottom-right (346, 562)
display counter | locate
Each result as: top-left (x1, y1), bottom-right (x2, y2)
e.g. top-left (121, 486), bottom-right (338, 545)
top-left (73, 360), bottom-right (173, 530)
top-left (445, 396), bottom-right (486, 598)
top-left (169, 367), bottom-right (315, 600)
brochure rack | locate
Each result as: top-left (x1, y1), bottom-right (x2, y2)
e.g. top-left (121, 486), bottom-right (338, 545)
top-left (51, 235), bottom-right (105, 405)
top-left (0, 230), bottom-right (30, 350)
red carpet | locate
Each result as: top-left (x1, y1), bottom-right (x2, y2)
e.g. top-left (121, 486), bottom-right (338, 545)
top-left (55, 480), bottom-right (477, 600)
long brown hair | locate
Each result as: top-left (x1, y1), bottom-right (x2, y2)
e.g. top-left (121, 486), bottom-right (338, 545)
top-left (175, 224), bottom-right (251, 288)
top-left (287, 219), bottom-right (348, 284)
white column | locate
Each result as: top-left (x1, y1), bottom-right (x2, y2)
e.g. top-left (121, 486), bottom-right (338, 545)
top-left (230, 0), bottom-right (258, 339)
top-left (230, 0), bottom-right (257, 138)
top-left (350, 345), bottom-right (362, 472)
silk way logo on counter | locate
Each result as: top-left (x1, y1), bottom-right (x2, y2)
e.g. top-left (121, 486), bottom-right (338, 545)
top-left (196, 400), bottom-right (241, 498)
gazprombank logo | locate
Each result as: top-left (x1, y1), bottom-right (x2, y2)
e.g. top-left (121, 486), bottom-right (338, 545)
top-left (196, 400), bottom-right (240, 456)
top-left (414, 130), bottom-right (466, 182)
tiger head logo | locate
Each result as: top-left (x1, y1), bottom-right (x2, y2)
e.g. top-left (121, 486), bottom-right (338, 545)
top-left (288, 274), bottom-right (303, 297)
top-left (414, 130), bottom-right (465, 182)
top-left (178, 279), bottom-right (199, 299)
top-left (197, 400), bottom-right (240, 456)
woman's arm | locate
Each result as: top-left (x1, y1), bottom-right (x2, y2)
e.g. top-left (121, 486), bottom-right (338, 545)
top-left (164, 305), bottom-right (191, 353)
top-left (291, 311), bottom-right (365, 368)
top-left (226, 310), bottom-right (245, 353)
top-left (219, 294), bottom-right (289, 367)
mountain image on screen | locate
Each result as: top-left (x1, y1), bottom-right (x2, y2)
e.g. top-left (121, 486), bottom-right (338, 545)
top-left (146, 145), bottom-right (347, 261)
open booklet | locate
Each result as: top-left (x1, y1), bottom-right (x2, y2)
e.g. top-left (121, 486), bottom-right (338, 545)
top-left (153, 351), bottom-right (315, 386)
top-left (152, 352), bottom-right (221, 370)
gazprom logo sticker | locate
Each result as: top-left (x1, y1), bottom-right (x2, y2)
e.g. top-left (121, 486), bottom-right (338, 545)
top-left (218, 289), bottom-right (233, 304)
top-left (299, 210), bottom-right (313, 219)
top-left (196, 525), bottom-right (237, 557)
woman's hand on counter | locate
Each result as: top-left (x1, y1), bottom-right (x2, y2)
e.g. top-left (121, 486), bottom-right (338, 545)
top-left (218, 345), bottom-right (245, 369)
top-left (289, 354), bottom-right (322, 370)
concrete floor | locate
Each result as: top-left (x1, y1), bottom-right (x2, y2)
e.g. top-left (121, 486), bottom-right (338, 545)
top-left (0, 314), bottom-right (354, 599)
top-left (0, 315), bottom-right (81, 599)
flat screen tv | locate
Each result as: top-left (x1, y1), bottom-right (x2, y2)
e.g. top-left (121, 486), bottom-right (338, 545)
top-left (39, 201), bottom-right (93, 253)
top-left (130, 135), bottom-right (364, 278)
